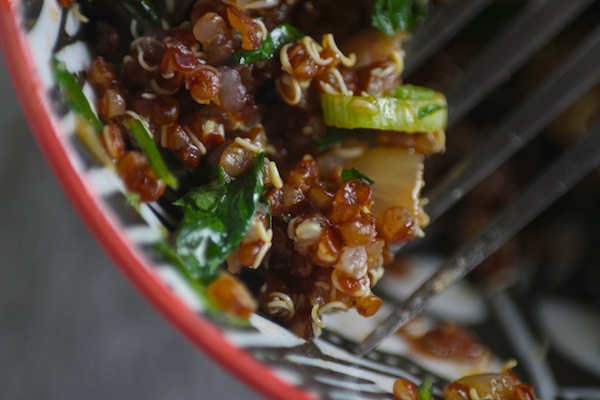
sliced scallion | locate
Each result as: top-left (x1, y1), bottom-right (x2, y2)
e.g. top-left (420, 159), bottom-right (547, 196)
top-left (52, 58), bottom-right (102, 132)
top-left (417, 379), bottom-right (433, 400)
top-left (320, 84), bottom-right (447, 133)
top-left (53, 58), bottom-right (115, 166)
top-left (122, 116), bottom-right (178, 189)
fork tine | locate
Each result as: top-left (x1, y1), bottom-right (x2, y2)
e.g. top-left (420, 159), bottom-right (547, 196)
top-left (403, 0), bottom-right (494, 76)
top-left (425, 22), bottom-right (600, 223)
top-left (354, 121), bottom-right (600, 357)
top-left (446, 0), bottom-right (594, 128)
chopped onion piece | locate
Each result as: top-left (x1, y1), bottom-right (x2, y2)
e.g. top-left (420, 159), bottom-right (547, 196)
top-left (349, 147), bottom-right (424, 225)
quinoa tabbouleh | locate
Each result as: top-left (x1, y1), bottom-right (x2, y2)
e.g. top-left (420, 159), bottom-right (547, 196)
top-left (54, 0), bottom-right (447, 339)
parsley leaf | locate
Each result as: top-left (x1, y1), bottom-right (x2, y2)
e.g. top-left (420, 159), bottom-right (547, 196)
top-left (312, 128), bottom-right (354, 150)
top-left (372, 0), bottom-right (429, 35)
top-left (154, 241), bottom-right (252, 326)
top-left (123, 0), bottom-right (161, 27)
top-left (173, 154), bottom-right (265, 282)
top-left (227, 24), bottom-right (304, 65)
top-left (341, 167), bottom-right (375, 184)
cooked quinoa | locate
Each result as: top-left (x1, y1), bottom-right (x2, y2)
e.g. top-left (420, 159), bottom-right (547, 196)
top-left (62, 0), bottom-right (446, 338)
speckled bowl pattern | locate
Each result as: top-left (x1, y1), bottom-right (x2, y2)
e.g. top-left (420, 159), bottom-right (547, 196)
top-left (1, 1), bottom-right (599, 399)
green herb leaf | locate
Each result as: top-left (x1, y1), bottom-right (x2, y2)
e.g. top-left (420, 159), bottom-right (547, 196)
top-left (52, 58), bottom-right (102, 132)
top-left (123, 0), bottom-right (161, 27)
top-left (341, 167), bottom-right (375, 184)
top-left (417, 379), bottom-right (433, 400)
top-left (122, 116), bottom-right (178, 189)
top-left (173, 154), bottom-right (265, 281)
top-left (174, 182), bottom-right (224, 211)
top-left (154, 241), bottom-right (251, 326)
top-left (312, 128), bottom-right (354, 150)
top-left (155, 241), bottom-right (207, 293)
top-left (372, 0), bottom-right (429, 35)
top-left (227, 24), bottom-right (304, 65)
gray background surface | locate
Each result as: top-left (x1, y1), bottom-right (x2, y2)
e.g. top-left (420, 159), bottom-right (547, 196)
top-left (0, 51), bottom-right (262, 399)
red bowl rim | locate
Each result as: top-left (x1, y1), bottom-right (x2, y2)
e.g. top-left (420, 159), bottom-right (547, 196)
top-left (0, 1), bottom-right (312, 398)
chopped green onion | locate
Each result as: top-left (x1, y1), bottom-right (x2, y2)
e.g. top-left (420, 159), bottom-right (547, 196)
top-left (53, 58), bottom-right (115, 166)
top-left (122, 116), bottom-right (178, 189)
top-left (417, 379), bottom-right (433, 400)
top-left (341, 167), bottom-right (375, 184)
top-left (227, 24), bottom-right (304, 65)
top-left (320, 84), bottom-right (447, 133)
top-left (125, 191), bottom-right (142, 210)
top-left (52, 58), bottom-right (102, 132)
top-left (394, 84), bottom-right (437, 100)
top-left (74, 116), bottom-right (113, 167)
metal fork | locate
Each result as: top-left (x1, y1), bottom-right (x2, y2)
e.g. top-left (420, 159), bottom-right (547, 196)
top-left (354, 0), bottom-right (600, 356)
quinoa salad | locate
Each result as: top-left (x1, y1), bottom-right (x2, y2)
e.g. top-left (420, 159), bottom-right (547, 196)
top-left (53, 0), bottom-right (447, 339)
